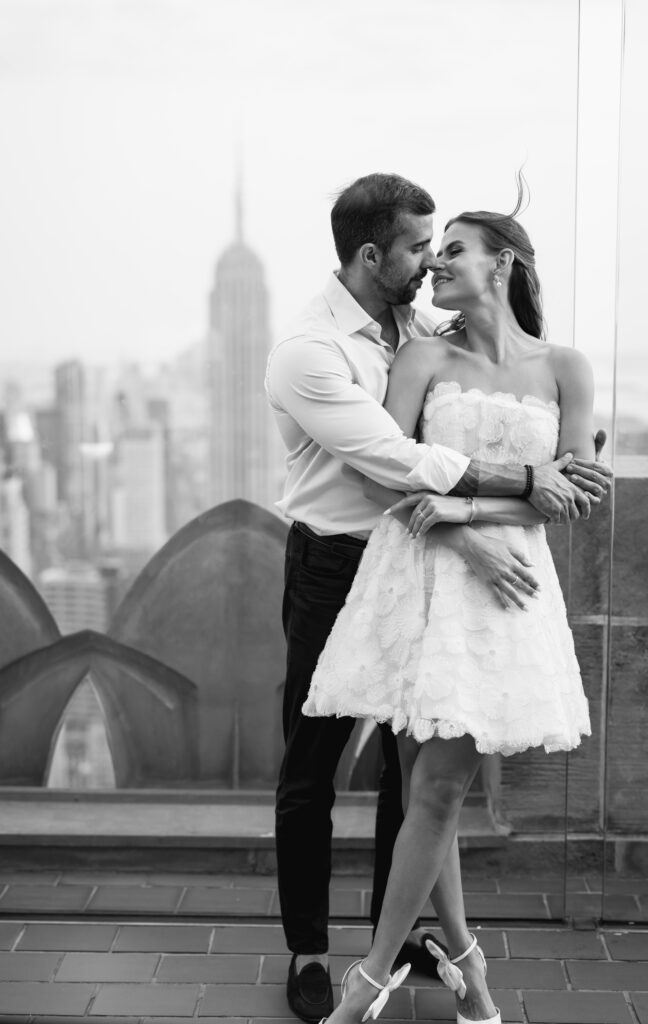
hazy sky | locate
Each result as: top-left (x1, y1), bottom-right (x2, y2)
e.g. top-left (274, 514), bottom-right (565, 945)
top-left (0, 0), bottom-right (644, 416)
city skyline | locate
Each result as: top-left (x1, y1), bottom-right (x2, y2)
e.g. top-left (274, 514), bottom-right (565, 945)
top-left (0, 165), bottom-right (288, 651)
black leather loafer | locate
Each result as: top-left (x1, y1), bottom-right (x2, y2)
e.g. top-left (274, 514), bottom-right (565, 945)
top-left (287, 954), bottom-right (334, 1023)
top-left (394, 931), bottom-right (448, 979)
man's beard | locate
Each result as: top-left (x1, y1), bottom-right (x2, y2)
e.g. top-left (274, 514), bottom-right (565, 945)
top-left (376, 264), bottom-right (422, 305)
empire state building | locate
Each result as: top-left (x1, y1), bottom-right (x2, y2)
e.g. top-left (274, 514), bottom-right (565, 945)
top-left (207, 182), bottom-right (283, 512)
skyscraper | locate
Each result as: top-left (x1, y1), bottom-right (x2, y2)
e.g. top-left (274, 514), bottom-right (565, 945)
top-left (54, 360), bottom-right (85, 509)
top-left (207, 175), bottom-right (283, 512)
top-left (111, 426), bottom-right (167, 552)
top-left (54, 360), bottom-right (87, 557)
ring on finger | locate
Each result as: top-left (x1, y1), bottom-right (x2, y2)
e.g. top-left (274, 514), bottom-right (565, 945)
top-left (510, 576), bottom-right (518, 586)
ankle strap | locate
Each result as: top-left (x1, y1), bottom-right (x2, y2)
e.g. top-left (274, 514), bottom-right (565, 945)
top-left (451, 934), bottom-right (478, 965)
top-left (357, 960), bottom-right (385, 991)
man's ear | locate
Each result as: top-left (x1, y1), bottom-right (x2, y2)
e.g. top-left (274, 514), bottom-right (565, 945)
top-left (359, 243), bottom-right (380, 268)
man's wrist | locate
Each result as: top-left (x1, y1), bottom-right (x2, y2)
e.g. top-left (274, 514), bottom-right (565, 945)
top-left (451, 460), bottom-right (527, 497)
top-left (521, 465), bottom-right (534, 500)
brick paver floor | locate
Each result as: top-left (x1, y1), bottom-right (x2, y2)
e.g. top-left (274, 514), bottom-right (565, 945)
top-left (0, 871), bottom-right (645, 922)
top-left (0, 872), bottom-right (645, 1022)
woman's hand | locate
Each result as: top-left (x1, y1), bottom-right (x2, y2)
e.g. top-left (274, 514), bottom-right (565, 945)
top-left (385, 492), bottom-right (471, 536)
top-left (461, 530), bottom-right (539, 610)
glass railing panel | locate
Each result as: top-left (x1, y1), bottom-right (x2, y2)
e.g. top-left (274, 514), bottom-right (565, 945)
top-left (0, 0), bottom-right (621, 918)
top-left (601, 0), bottom-right (648, 923)
top-left (560, 0), bottom-right (625, 924)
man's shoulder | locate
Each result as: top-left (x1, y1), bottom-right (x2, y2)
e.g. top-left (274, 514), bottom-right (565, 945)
top-left (266, 301), bottom-right (351, 393)
top-left (270, 290), bottom-right (346, 357)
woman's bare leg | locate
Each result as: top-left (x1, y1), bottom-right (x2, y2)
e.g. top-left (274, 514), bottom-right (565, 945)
top-left (402, 739), bottom-right (498, 1021)
top-left (327, 734), bottom-right (497, 1024)
top-left (429, 836), bottom-right (499, 1020)
top-left (398, 741), bottom-right (475, 957)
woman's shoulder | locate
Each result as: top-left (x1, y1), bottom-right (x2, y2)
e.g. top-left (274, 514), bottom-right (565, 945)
top-left (544, 344), bottom-right (595, 404)
top-left (545, 342), bottom-right (593, 378)
top-left (394, 334), bottom-right (449, 367)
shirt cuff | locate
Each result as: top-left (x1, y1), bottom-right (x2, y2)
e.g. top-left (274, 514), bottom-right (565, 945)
top-left (406, 445), bottom-right (470, 494)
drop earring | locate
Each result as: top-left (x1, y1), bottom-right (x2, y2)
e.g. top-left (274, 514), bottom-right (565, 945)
top-left (493, 273), bottom-right (502, 288)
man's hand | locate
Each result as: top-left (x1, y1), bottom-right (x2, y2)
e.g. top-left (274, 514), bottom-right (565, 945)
top-left (529, 453), bottom-right (594, 523)
top-left (563, 428), bottom-right (613, 497)
top-left (460, 530), bottom-right (539, 611)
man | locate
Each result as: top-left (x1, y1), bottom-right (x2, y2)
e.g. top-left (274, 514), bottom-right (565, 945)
top-left (265, 173), bottom-right (610, 1022)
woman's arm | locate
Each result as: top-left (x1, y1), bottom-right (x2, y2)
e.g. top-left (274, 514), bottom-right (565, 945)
top-left (385, 492), bottom-right (548, 536)
top-left (362, 339), bottom-right (438, 528)
top-left (390, 346), bottom-right (599, 536)
top-left (377, 338), bottom-right (541, 608)
top-left (551, 346), bottom-right (596, 460)
top-left (383, 337), bottom-right (438, 437)
top-left (362, 476), bottom-right (410, 529)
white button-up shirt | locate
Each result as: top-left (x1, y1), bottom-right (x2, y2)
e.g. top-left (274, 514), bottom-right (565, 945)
top-left (265, 273), bottom-right (469, 536)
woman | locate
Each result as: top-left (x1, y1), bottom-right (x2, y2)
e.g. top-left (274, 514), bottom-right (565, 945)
top-left (302, 201), bottom-right (596, 1024)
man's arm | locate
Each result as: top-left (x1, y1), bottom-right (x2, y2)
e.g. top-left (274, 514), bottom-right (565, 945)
top-left (396, 349), bottom-right (612, 525)
top-left (382, 339), bottom-right (605, 521)
top-left (266, 334), bottom-right (469, 494)
top-left (448, 454), bottom-right (586, 521)
top-left (447, 383), bottom-right (612, 521)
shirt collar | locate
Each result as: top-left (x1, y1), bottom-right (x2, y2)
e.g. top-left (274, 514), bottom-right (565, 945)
top-left (323, 272), bottom-right (416, 340)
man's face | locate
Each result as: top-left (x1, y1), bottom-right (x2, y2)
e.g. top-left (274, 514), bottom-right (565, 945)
top-left (374, 212), bottom-right (436, 305)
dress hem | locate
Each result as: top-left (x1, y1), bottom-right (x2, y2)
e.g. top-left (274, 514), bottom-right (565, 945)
top-left (302, 700), bottom-right (590, 757)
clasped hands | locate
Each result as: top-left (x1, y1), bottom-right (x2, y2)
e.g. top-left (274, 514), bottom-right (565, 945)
top-left (384, 434), bottom-right (613, 612)
top-left (531, 427), bottom-right (612, 523)
top-left (387, 442), bottom-right (613, 539)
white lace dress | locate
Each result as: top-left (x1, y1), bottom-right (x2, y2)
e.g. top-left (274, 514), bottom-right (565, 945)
top-left (302, 382), bottom-right (591, 756)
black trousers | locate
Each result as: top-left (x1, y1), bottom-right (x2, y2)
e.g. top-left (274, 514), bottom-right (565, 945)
top-left (275, 522), bottom-right (411, 954)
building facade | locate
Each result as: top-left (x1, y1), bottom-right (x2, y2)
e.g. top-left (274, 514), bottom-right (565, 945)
top-left (207, 181), bottom-right (284, 513)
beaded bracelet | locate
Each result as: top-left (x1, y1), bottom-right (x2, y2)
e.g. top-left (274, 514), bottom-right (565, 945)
top-left (521, 464), bottom-right (534, 500)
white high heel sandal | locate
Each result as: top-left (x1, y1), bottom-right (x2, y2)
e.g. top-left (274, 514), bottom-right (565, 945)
top-left (331, 958), bottom-right (411, 1023)
top-left (425, 934), bottom-right (501, 1024)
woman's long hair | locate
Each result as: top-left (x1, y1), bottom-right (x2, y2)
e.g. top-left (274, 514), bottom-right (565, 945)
top-left (435, 176), bottom-right (545, 340)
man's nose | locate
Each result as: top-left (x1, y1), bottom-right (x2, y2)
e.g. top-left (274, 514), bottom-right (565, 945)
top-left (423, 251), bottom-right (442, 271)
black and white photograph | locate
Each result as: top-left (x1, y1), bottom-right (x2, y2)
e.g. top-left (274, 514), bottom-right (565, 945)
top-left (0, 1), bottom-right (646, 1020)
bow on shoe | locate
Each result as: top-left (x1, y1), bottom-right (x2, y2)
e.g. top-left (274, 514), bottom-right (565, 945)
top-left (340, 959), bottom-right (411, 1023)
top-left (425, 936), bottom-right (472, 999)
top-left (362, 963), bottom-right (411, 1021)
top-left (425, 937), bottom-right (502, 1024)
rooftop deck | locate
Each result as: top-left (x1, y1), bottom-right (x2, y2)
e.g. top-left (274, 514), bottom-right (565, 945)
top-left (0, 869), bottom-right (646, 1022)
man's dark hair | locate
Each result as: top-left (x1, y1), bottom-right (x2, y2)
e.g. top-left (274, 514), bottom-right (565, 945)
top-left (331, 173), bottom-right (436, 265)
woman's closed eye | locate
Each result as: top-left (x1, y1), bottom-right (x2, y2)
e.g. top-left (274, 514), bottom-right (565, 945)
top-left (437, 244), bottom-right (463, 260)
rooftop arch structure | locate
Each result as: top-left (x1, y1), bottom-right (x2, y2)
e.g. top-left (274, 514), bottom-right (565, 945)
top-left (0, 630), bottom-right (198, 787)
top-left (110, 500), bottom-right (288, 786)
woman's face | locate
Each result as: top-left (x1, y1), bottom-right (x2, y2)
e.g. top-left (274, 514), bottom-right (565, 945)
top-left (431, 221), bottom-right (496, 311)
